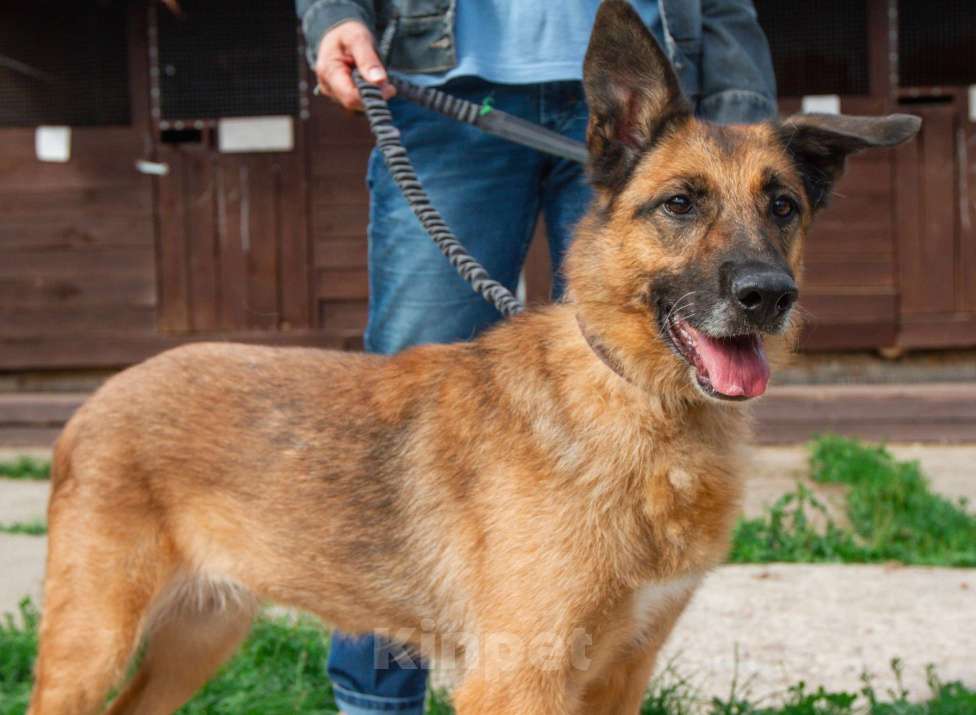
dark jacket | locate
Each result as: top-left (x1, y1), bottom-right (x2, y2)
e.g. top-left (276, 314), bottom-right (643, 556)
top-left (296, 0), bottom-right (777, 123)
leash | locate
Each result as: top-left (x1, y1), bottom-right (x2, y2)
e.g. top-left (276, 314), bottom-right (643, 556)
top-left (387, 76), bottom-right (588, 164)
top-left (351, 71), bottom-right (588, 317)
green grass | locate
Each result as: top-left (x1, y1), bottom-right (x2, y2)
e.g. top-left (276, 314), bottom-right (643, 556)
top-left (0, 458), bottom-right (49, 481)
top-left (0, 521), bottom-right (46, 536)
top-left (640, 661), bottom-right (976, 714)
top-left (0, 601), bottom-right (37, 715)
top-left (729, 436), bottom-right (976, 567)
top-left (0, 600), bottom-right (342, 715)
top-left (175, 616), bottom-right (338, 714)
top-left (0, 602), bottom-right (972, 714)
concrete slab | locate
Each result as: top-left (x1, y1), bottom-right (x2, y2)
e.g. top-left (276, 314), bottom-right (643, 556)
top-left (0, 478), bottom-right (50, 524)
top-left (0, 534), bottom-right (45, 616)
top-left (659, 564), bottom-right (976, 702)
top-left (888, 445), bottom-right (976, 508)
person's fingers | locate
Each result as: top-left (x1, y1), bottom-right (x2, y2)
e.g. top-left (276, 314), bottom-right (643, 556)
top-left (313, 67), bottom-right (333, 97)
top-left (349, 38), bottom-right (387, 85)
top-left (312, 22), bottom-right (390, 110)
top-left (322, 60), bottom-right (362, 109)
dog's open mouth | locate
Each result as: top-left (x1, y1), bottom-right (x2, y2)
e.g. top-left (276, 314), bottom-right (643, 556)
top-left (660, 309), bottom-right (770, 401)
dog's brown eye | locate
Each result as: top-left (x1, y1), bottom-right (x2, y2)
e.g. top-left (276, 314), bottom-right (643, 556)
top-left (771, 196), bottom-right (796, 219)
top-left (664, 195), bottom-right (693, 215)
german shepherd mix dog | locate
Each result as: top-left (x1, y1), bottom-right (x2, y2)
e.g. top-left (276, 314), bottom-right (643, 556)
top-left (29, 3), bottom-right (918, 714)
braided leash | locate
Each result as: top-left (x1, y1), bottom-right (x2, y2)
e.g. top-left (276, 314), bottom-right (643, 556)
top-left (352, 70), bottom-right (524, 317)
top-left (388, 75), bottom-right (482, 125)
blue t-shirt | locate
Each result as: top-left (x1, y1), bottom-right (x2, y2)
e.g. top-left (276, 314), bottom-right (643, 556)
top-left (405, 1), bottom-right (663, 87)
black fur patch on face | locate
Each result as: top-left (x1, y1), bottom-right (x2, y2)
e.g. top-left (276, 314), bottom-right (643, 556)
top-left (702, 122), bottom-right (737, 157)
top-left (776, 125), bottom-right (852, 210)
top-left (651, 264), bottom-right (719, 320)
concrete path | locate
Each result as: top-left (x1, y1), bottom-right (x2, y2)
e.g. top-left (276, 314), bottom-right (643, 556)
top-left (659, 564), bottom-right (976, 703)
top-left (0, 533), bottom-right (46, 616)
top-left (0, 479), bottom-right (48, 524)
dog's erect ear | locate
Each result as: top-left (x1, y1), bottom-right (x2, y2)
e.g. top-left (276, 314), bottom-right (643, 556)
top-left (779, 113), bottom-right (921, 210)
top-left (583, 0), bottom-right (690, 191)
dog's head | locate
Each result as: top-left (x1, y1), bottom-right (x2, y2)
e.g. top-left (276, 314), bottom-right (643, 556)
top-left (567, 0), bottom-right (920, 403)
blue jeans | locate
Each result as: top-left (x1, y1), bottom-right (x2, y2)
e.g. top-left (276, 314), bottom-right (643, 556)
top-left (327, 77), bottom-right (592, 715)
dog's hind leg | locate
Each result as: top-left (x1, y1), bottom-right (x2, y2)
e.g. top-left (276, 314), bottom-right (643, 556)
top-left (106, 578), bottom-right (257, 715)
top-left (28, 461), bottom-right (175, 715)
top-left (28, 569), bottom-right (153, 715)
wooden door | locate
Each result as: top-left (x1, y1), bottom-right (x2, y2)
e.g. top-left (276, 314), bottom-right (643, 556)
top-left (155, 140), bottom-right (312, 335)
top-left (150, 0), bottom-right (316, 339)
top-left (893, 98), bottom-right (976, 348)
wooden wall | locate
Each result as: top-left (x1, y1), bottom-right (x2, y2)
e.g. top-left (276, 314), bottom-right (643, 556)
top-left (0, 4), bottom-right (158, 371)
top-left (308, 106), bottom-right (373, 349)
top-left (1, 0), bottom-right (974, 375)
top-left (0, 127), bottom-right (157, 368)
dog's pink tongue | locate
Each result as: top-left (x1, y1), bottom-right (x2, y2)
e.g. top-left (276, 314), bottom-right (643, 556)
top-left (686, 325), bottom-right (770, 398)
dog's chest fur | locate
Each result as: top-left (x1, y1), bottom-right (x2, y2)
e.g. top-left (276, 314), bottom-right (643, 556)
top-left (569, 403), bottom-right (747, 584)
top-left (631, 572), bottom-right (703, 631)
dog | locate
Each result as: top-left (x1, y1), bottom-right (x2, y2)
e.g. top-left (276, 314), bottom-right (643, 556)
top-left (28, 3), bottom-right (919, 713)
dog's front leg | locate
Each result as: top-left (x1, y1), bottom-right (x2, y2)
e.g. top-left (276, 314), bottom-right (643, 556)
top-left (578, 588), bottom-right (694, 714)
top-left (453, 669), bottom-right (578, 715)
top-left (450, 624), bottom-right (592, 714)
top-left (576, 642), bottom-right (660, 714)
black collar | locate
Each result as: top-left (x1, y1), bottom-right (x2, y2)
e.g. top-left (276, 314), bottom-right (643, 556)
top-left (576, 314), bottom-right (633, 385)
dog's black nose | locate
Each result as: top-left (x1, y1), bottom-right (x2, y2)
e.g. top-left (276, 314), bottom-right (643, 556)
top-left (731, 266), bottom-right (798, 327)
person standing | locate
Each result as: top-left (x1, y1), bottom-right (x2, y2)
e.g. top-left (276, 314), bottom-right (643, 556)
top-left (296, 2), bottom-right (776, 713)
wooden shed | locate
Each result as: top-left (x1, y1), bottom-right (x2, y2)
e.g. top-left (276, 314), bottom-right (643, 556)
top-left (1, 0), bottom-right (974, 373)
top-left (755, 0), bottom-right (976, 351)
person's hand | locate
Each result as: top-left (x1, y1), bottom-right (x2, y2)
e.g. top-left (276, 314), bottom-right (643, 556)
top-left (314, 20), bottom-right (396, 110)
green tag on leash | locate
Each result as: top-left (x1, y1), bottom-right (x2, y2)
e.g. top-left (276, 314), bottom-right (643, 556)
top-left (479, 96), bottom-right (495, 117)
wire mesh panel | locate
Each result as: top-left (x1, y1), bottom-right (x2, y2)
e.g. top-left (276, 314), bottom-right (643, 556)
top-left (0, 1), bottom-right (130, 127)
top-left (754, 0), bottom-right (870, 97)
top-left (898, 0), bottom-right (976, 87)
top-left (157, 0), bottom-right (299, 121)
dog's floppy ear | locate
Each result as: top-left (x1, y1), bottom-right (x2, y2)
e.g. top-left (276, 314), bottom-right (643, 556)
top-left (779, 113), bottom-right (921, 210)
top-left (583, 0), bottom-right (691, 191)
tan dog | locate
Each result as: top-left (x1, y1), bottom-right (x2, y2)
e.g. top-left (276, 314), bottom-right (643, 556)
top-left (28, 3), bottom-right (919, 713)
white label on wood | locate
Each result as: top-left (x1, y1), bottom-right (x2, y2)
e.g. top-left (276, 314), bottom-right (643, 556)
top-left (135, 160), bottom-right (170, 176)
top-left (217, 116), bottom-right (294, 153)
top-left (969, 85), bottom-right (976, 122)
top-left (801, 95), bottom-right (841, 115)
top-left (35, 126), bottom-right (71, 162)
